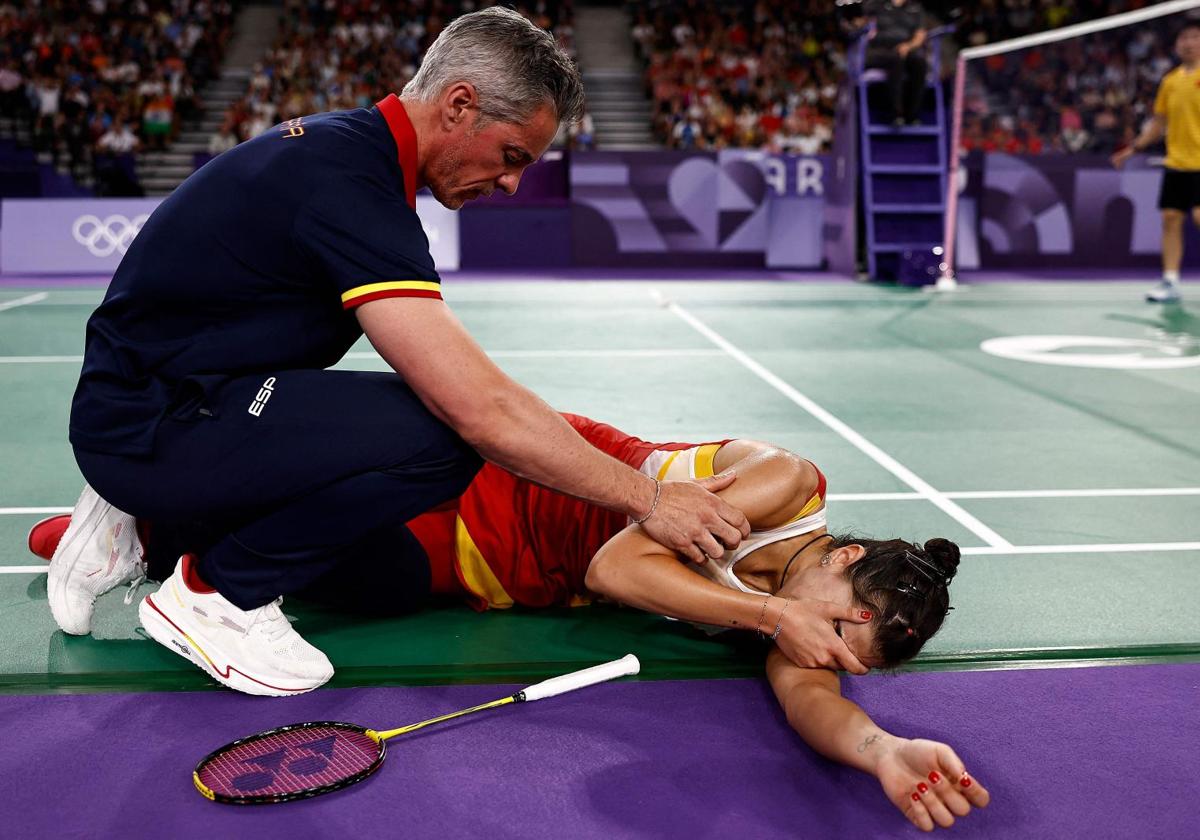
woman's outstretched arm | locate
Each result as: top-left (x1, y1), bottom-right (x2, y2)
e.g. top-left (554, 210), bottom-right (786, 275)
top-left (766, 648), bottom-right (991, 832)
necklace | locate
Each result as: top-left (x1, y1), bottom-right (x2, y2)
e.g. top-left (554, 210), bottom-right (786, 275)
top-left (776, 533), bottom-right (834, 593)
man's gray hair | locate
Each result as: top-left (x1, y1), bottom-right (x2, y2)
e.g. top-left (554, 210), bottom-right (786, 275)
top-left (403, 6), bottom-right (585, 127)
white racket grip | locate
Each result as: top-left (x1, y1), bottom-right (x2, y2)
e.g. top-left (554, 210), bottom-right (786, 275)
top-left (520, 654), bottom-right (640, 702)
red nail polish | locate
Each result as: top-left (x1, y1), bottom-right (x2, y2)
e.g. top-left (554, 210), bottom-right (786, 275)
top-left (917, 783), bottom-right (928, 793)
top-left (912, 793), bottom-right (921, 801)
top-left (928, 772), bottom-right (940, 783)
top-left (961, 776), bottom-right (972, 788)
top-left (860, 611), bottom-right (873, 621)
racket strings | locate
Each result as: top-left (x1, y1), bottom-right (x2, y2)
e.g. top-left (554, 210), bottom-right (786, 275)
top-left (197, 724), bottom-right (380, 799)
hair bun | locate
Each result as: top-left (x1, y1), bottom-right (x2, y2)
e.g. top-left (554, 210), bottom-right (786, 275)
top-left (922, 538), bottom-right (961, 577)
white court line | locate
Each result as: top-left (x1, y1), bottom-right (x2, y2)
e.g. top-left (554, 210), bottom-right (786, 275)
top-left (0, 355), bottom-right (83, 364)
top-left (828, 492), bottom-right (924, 502)
top-left (651, 288), bottom-right (1014, 549)
top-left (346, 349), bottom-right (725, 360)
top-left (0, 507), bottom-right (72, 515)
top-left (0, 566), bottom-right (48, 574)
top-left (831, 488), bottom-right (1200, 502)
top-left (949, 488), bottom-right (1200, 500)
top-left (962, 542), bottom-right (1200, 556)
top-left (0, 292), bottom-right (48, 313)
top-left (0, 349), bottom-right (726, 364)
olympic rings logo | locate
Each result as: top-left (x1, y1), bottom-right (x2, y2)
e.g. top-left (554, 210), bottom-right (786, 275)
top-left (71, 214), bottom-right (150, 258)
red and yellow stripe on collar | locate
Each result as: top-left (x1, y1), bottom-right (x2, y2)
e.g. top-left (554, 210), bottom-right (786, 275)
top-left (341, 280), bottom-right (442, 309)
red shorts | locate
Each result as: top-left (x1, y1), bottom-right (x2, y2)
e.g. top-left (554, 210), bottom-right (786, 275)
top-left (406, 414), bottom-right (718, 610)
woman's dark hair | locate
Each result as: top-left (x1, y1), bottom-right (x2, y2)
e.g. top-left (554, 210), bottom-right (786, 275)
top-left (828, 535), bottom-right (961, 668)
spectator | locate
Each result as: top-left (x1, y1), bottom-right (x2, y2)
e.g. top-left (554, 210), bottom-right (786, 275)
top-left (207, 118), bottom-right (239, 156)
top-left (0, 58), bottom-right (24, 119)
top-left (142, 92), bottom-right (175, 150)
top-left (568, 110), bottom-right (595, 149)
top-left (94, 117), bottom-right (142, 196)
top-left (774, 112), bottom-right (831, 155)
top-left (60, 82), bottom-right (91, 177)
top-left (33, 75), bottom-right (61, 153)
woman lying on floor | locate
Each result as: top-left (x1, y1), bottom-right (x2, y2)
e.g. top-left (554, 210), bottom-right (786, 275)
top-left (407, 413), bottom-right (990, 832)
top-left (30, 413), bottom-right (989, 831)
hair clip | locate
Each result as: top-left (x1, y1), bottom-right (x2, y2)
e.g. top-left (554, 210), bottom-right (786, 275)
top-left (903, 550), bottom-right (952, 585)
top-left (894, 579), bottom-right (933, 599)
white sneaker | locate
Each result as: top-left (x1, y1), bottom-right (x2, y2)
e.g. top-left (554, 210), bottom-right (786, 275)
top-left (47, 484), bottom-right (146, 635)
top-left (1146, 280), bottom-right (1182, 303)
top-left (139, 556), bottom-right (333, 697)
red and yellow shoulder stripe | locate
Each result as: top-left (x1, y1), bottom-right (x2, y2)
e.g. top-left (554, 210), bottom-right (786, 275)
top-left (341, 280), bottom-right (442, 309)
top-left (655, 443), bottom-right (723, 481)
top-left (787, 461), bottom-right (827, 523)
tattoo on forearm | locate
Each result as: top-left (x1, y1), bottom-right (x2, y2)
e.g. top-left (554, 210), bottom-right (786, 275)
top-left (856, 734), bottom-right (884, 754)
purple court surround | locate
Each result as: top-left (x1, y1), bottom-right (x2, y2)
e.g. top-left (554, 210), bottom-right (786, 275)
top-left (2, 664), bottom-right (1197, 838)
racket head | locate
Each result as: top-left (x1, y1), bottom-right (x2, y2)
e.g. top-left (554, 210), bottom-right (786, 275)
top-left (194, 721), bottom-right (386, 805)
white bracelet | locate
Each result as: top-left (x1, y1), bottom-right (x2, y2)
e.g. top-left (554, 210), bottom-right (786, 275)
top-left (633, 479), bottom-right (662, 525)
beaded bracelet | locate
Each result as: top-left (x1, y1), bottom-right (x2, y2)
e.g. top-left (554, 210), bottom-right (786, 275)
top-left (770, 598), bottom-right (792, 641)
top-left (633, 478), bottom-right (662, 525)
top-left (754, 596), bottom-right (771, 637)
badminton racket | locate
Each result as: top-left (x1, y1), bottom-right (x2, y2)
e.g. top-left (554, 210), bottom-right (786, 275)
top-left (193, 653), bottom-right (640, 804)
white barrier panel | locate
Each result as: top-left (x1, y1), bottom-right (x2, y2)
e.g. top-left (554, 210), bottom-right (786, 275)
top-left (0, 197), bottom-right (460, 275)
top-left (415, 195), bottom-right (459, 272)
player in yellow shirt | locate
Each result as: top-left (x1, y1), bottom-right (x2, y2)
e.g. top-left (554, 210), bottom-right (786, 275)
top-left (1112, 22), bottom-right (1200, 303)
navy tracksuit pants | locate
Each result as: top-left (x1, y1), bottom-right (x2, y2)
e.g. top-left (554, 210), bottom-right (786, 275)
top-left (74, 369), bottom-right (482, 611)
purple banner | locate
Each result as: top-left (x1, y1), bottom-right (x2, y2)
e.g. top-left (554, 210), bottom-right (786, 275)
top-left (472, 150), bottom-right (570, 207)
top-left (569, 150), bottom-right (827, 268)
top-left (458, 207), bottom-right (572, 269)
top-left (1, 197), bottom-right (460, 274)
top-left (0, 198), bottom-right (159, 274)
top-left (823, 75), bottom-right (858, 276)
top-left (964, 152), bottom-right (1191, 270)
top-left (4, 152), bottom-right (828, 274)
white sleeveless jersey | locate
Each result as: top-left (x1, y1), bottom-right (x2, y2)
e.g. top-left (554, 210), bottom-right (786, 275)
top-left (638, 445), bottom-right (828, 596)
top-left (691, 510), bottom-right (828, 595)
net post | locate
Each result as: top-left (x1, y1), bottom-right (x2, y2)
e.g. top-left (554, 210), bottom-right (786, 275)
top-left (939, 53), bottom-right (967, 291)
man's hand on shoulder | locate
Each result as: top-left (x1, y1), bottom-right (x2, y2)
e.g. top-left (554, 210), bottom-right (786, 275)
top-left (640, 472), bottom-right (750, 563)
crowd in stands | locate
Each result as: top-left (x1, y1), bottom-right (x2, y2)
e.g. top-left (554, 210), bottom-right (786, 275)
top-left (629, 0), bottom-right (843, 153)
top-left (208, 0), bottom-right (591, 157)
top-left (0, 0), bottom-right (1190, 200)
top-left (956, 2), bottom-right (1183, 156)
top-left (0, 1), bottom-right (236, 195)
top-left (632, 0), bottom-right (1190, 157)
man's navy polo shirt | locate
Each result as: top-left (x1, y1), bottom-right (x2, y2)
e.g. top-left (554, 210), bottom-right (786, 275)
top-left (70, 95), bottom-right (441, 456)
